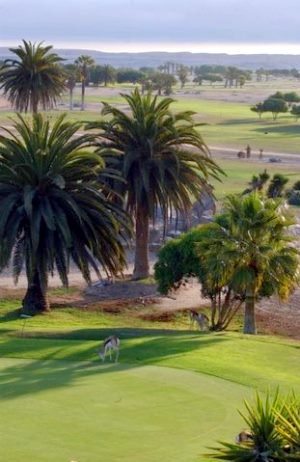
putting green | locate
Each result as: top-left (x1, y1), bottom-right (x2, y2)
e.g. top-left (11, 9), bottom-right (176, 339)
top-left (0, 358), bottom-right (252, 462)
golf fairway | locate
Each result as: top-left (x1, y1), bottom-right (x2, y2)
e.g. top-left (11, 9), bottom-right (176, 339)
top-left (0, 358), bottom-right (252, 462)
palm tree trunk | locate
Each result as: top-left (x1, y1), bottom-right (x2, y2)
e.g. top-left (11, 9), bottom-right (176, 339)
top-left (244, 285), bottom-right (256, 334)
top-left (22, 271), bottom-right (50, 314)
top-left (70, 88), bottom-right (74, 111)
top-left (81, 80), bottom-right (85, 111)
top-left (32, 96), bottom-right (38, 114)
top-left (133, 205), bottom-right (149, 279)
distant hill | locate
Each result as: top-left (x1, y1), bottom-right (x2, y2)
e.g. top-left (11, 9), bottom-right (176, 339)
top-left (1, 47), bottom-right (300, 70)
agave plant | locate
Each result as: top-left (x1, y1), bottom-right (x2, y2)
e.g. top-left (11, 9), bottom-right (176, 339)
top-left (207, 391), bottom-right (289, 462)
top-left (276, 398), bottom-right (300, 459)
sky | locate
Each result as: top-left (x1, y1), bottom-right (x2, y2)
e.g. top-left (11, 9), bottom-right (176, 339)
top-left (1, 0), bottom-right (300, 54)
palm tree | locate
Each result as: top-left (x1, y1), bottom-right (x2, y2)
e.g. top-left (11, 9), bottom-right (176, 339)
top-left (64, 64), bottom-right (78, 111)
top-left (242, 170), bottom-right (270, 195)
top-left (267, 174), bottom-right (289, 198)
top-left (199, 193), bottom-right (299, 334)
top-left (66, 74), bottom-right (77, 110)
top-left (0, 114), bottom-right (130, 314)
top-left (102, 64), bottom-right (116, 87)
top-left (177, 65), bottom-right (189, 88)
top-left (74, 55), bottom-right (95, 110)
top-left (0, 40), bottom-right (66, 114)
top-left (89, 88), bottom-right (223, 279)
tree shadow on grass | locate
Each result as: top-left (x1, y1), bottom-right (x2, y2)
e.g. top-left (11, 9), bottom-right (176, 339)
top-left (0, 331), bottom-right (228, 401)
top-left (254, 124), bottom-right (300, 136)
top-left (19, 327), bottom-right (199, 340)
top-left (0, 308), bottom-right (22, 322)
top-left (217, 118), bottom-right (259, 126)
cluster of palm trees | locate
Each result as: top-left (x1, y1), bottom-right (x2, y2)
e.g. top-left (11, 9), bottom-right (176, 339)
top-left (0, 41), bottom-right (299, 335)
top-left (0, 41), bottom-right (66, 114)
top-left (0, 41), bottom-right (109, 113)
top-left (155, 193), bottom-right (299, 334)
top-left (0, 40), bottom-right (222, 315)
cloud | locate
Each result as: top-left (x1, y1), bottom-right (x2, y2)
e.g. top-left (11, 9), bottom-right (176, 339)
top-left (1, 0), bottom-right (300, 47)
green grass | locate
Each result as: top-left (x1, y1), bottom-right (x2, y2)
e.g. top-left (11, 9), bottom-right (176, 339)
top-left (2, 89), bottom-right (300, 152)
top-left (0, 84), bottom-right (299, 460)
top-left (0, 298), bottom-right (194, 331)
top-left (211, 158), bottom-right (300, 198)
top-left (0, 356), bottom-right (251, 462)
top-left (0, 295), bottom-right (299, 462)
top-left (0, 331), bottom-right (298, 392)
top-left (0, 331), bottom-right (298, 462)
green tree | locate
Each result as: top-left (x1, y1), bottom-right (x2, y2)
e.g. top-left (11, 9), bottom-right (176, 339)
top-left (89, 89), bottom-right (223, 279)
top-left (194, 73), bottom-right (223, 85)
top-left (0, 40), bottom-right (66, 114)
top-left (89, 65), bottom-right (104, 86)
top-left (267, 174), bottom-right (289, 198)
top-left (283, 91), bottom-right (300, 107)
top-left (116, 68), bottom-right (145, 84)
top-left (243, 170), bottom-right (270, 194)
top-left (177, 65), bottom-right (189, 88)
top-left (154, 226), bottom-right (245, 331)
top-left (193, 75), bottom-right (203, 86)
top-left (151, 72), bottom-right (177, 95)
top-left (224, 67), bottom-right (240, 87)
top-left (292, 180), bottom-right (300, 190)
top-left (291, 104), bottom-right (300, 121)
top-left (256, 67), bottom-right (265, 81)
top-left (199, 194), bottom-right (299, 334)
top-left (101, 64), bottom-right (116, 87)
top-left (270, 91), bottom-right (285, 100)
top-left (64, 64), bottom-right (77, 111)
top-left (75, 55), bottom-right (95, 110)
top-left (263, 98), bottom-right (288, 120)
top-left (0, 114), bottom-right (130, 314)
top-left (250, 102), bottom-right (265, 119)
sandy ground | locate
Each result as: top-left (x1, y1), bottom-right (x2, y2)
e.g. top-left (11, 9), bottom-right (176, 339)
top-left (1, 256), bottom-right (298, 338)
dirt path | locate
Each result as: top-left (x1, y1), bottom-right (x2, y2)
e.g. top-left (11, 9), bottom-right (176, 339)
top-left (210, 146), bottom-right (300, 164)
top-left (68, 275), bottom-right (300, 339)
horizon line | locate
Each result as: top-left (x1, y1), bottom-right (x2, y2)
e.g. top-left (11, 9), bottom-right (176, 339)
top-left (2, 40), bottom-right (300, 55)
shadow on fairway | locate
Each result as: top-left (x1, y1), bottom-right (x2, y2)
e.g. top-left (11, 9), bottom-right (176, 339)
top-left (254, 124), bottom-right (300, 135)
top-left (18, 327), bottom-right (200, 339)
top-left (218, 118), bottom-right (258, 126)
top-left (0, 332), bottom-right (228, 401)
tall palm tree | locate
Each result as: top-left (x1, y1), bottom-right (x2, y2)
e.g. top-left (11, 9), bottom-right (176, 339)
top-left (89, 88), bottom-right (223, 279)
top-left (64, 64), bottom-right (78, 111)
top-left (74, 55), bottom-right (95, 110)
top-left (0, 114), bottom-right (130, 314)
top-left (199, 193), bottom-right (299, 334)
top-left (0, 40), bottom-right (66, 114)
top-left (102, 64), bottom-right (116, 87)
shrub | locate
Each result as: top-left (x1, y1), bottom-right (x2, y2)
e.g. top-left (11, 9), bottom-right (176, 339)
top-left (207, 390), bottom-right (300, 462)
top-left (292, 180), bottom-right (300, 190)
top-left (288, 190), bottom-right (300, 206)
